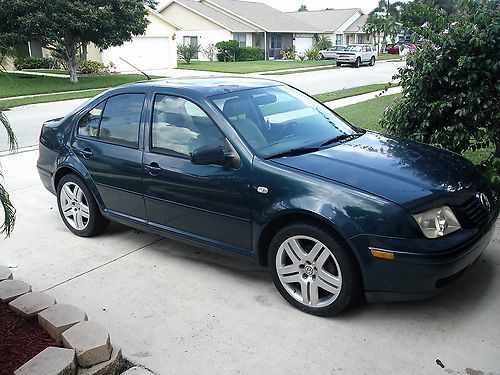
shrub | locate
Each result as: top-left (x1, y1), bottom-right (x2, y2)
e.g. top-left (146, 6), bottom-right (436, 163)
top-left (201, 43), bottom-right (216, 61)
top-left (79, 60), bottom-right (108, 75)
top-left (280, 47), bottom-right (295, 60)
top-left (297, 53), bottom-right (306, 62)
top-left (237, 46), bottom-right (263, 61)
top-left (177, 43), bottom-right (200, 64)
top-left (315, 35), bottom-right (333, 50)
top-left (14, 56), bottom-right (56, 70)
top-left (380, 0), bottom-right (500, 188)
top-left (215, 40), bottom-right (240, 62)
top-left (304, 47), bottom-right (321, 61)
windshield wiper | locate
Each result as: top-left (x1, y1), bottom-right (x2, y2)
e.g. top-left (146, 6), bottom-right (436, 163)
top-left (320, 132), bottom-right (365, 148)
top-left (265, 146), bottom-right (320, 160)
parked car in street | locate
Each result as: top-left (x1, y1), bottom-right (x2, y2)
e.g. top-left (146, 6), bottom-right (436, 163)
top-left (336, 44), bottom-right (377, 67)
top-left (385, 42), bottom-right (417, 55)
top-left (37, 77), bottom-right (499, 316)
top-left (319, 45), bottom-right (346, 60)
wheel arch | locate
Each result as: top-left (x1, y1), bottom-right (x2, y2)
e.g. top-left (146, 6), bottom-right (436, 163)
top-left (256, 211), bottom-right (360, 268)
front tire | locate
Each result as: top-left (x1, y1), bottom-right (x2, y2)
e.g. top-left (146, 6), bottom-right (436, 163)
top-left (353, 57), bottom-right (361, 68)
top-left (319, 53), bottom-right (325, 60)
top-left (268, 223), bottom-right (362, 316)
top-left (57, 174), bottom-right (108, 237)
top-left (336, 62), bottom-right (341, 67)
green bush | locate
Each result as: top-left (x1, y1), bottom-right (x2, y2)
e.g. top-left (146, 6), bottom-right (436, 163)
top-left (315, 35), bottom-right (333, 50)
top-left (14, 56), bottom-right (56, 70)
top-left (381, 0), bottom-right (500, 188)
top-left (78, 60), bottom-right (108, 75)
top-left (177, 43), bottom-right (200, 64)
top-left (304, 47), bottom-right (321, 61)
top-left (215, 40), bottom-right (240, 62)
top-left (237, 46), bottom-right (263, 61)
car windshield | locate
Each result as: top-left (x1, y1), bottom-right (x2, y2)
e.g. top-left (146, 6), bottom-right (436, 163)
top-left (345, 45), bottom-right (362, 52)
top-left (210, 85), bottom-right (358, 159)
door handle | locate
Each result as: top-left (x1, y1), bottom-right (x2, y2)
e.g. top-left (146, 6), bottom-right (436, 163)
top-left (78, 147), bottom-right (93, 159)
top-left (145, 162), bottom-right (162, 175)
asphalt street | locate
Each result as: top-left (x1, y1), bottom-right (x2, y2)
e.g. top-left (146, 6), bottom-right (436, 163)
top-left (0, 61), bottom-right (404, 152)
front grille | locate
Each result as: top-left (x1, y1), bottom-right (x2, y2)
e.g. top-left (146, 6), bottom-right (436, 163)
top-left (455, 194), bottom-right (490, 229)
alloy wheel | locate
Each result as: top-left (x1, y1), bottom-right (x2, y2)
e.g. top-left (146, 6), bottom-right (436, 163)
top-left (275, 235), bottom-right (342, 308)
top-left (59, 182), bottom-right (90, 231)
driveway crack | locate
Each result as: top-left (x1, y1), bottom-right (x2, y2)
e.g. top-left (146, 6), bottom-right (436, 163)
top-left (42, 237), bottom-right (164, 292)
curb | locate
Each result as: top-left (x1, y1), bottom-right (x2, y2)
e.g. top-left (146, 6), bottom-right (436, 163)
top-left (0, 266), bottom-right (154, 375)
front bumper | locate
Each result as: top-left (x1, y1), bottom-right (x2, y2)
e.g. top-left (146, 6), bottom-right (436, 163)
top-left (349, 202), bottom-right (499, 302)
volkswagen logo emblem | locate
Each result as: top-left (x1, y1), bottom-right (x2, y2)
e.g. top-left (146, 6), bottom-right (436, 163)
top-left (477, 192), bottom-right (491, 212)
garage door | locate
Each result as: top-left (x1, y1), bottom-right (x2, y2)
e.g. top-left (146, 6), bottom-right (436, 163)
top-left (295, 37), bottom-right (314, 55)
top-left (102, 37), bottom-right (173, 72)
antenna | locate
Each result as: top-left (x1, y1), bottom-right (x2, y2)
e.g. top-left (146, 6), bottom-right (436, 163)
top-left (119, 57), bottom-right (151, 80)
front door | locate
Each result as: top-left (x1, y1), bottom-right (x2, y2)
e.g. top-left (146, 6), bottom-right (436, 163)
top-left (72, 93), bottom-right (147, 219)
top-left (142, 94), bottom-right (252, 254)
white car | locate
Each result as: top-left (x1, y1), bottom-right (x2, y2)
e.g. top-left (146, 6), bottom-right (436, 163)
top-left (319, 45), bottom-right (346, 60)
top-left (336, 44), bottom-right (377, 68)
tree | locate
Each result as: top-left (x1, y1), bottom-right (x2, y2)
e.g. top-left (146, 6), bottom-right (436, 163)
top-left (177, 43), bottom-right (200, 64)
top-left (298, 4), bottom-right (308, 12)
top-left (0, 111), bottom-right (16, 237)
top-left (364, 14), bottom-right (385, 53)
top-left (314, 35), bottom-right (333, 50)
top-left (11, 0), bottom-right (149, 83)
top-left (381, 0), bottom-right (500, 187)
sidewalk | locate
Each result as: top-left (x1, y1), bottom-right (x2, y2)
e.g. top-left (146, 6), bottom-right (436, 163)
top-left (325, 86), bottom-right (403, 109)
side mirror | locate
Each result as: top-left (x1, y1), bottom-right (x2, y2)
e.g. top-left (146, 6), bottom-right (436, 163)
top-left (190, 141), bottom-right (240, 169)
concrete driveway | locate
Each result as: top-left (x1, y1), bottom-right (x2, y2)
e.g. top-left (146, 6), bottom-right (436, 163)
top-left (1, 150), bottom-right (499, 375)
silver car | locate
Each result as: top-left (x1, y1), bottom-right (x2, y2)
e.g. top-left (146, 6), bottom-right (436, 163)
top-left (319, 45), bottom-right (346, 60)
top-left (336, 44), bottom-right (377, 68)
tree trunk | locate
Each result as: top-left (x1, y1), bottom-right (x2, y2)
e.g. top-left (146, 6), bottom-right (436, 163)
top-left (66, 46), bottom-right (79, 84)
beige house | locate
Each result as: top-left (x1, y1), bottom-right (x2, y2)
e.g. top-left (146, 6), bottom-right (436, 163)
top-left (2, 7), bottom-right (179, 72)
top-left (160, 0), bottom-right (374, 61)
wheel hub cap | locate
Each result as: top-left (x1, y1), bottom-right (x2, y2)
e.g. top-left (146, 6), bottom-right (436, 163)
top-left (276, 235), bottom-right (342, 308)
top-left (59, 182), bottom-right (90, 231)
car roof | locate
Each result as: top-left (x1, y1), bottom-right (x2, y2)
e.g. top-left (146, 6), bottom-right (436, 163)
top-left (114, 77), bottom-right (283, 97)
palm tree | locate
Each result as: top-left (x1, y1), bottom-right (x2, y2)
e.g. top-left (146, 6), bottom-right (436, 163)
top-left (0, 110), bottom-right (16, 236)
top-left (365, 15), bottom-right (385, 53)
top-left (383, 16), bottom-right (401, 46)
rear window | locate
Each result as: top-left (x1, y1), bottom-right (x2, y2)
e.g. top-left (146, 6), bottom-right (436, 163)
top-left (77, 93), bottom-right (145, 148)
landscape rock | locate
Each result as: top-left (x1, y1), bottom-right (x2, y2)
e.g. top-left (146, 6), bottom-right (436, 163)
top-left (62, 321), bottom-right (112, 368)
top-left (14, 347), bottom-right (76, 375)
top-left (77, 346), bottom-right (122, 375)
top-left (0, 265), bottom-right (13, 281)
top-left (9, 292), bottom-right (56, 318)
top-left (0, 279), bottom-right (31, 302)
top-left (120, 367), bottom-right (154, 375)
top-left (39, 304), bottom-right (88, 343)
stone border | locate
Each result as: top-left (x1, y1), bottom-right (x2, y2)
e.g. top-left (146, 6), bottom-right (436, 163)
top-left (0, 266), bottom-right (154, 375)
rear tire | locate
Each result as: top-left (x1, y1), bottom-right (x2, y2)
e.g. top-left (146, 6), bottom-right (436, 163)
top-left (336, 62), bottom-right (341, 67)
top-left (353, 57), bottom-right (361, 68)
top-left (268, 223), bottom-right (362, 316)
top-left (369, 56), bottom-right (375, 66)
top-left (57, 174), bottom-right (108, 237)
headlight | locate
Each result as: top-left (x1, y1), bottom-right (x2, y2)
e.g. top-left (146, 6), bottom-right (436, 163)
top-left (413, 206), bottom-right (461, 239)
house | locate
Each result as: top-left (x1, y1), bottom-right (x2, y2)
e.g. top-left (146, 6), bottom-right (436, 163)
top-left (159, 0), bottom-right (323, 59)
top-left (87, 7), bottom-right (179, 72)
top-left (288, 9), bottom-right (372, 46)
top-left (2, 7), bottom-right (179, 72)
top-left (160, 0), bottom-right (373, 60)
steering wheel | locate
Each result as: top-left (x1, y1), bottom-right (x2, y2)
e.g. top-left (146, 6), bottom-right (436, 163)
top-left (277, 120), bottom-right (300, 140)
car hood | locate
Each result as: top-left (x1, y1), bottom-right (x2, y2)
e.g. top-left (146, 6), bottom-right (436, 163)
top-left (271, 132), bottom-right (480, 209)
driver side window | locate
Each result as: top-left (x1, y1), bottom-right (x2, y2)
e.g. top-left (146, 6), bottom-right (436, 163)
top-left (151, 95), bottom-right (226, 158)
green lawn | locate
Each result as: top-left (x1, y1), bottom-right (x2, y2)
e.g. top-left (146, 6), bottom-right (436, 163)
top-left (314, 83), bottom-right (395, 103)
top-left (177, 60), bottom-right (338, 73)
top-left (335, 93), bottom-right (488, 166)
top-left (378, 54), bottom-right (401, 61)
top-left (0, 89), bottom-right (107, 111)
top-left (0, 73), bottom-right (152, 98)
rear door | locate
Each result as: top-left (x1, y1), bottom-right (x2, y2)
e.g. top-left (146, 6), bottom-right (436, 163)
top-left (72, 92), bottom-right (147, 220)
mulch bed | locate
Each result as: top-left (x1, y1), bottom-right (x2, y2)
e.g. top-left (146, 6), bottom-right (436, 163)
top-left (0, 302), bottom-right (61, 375)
